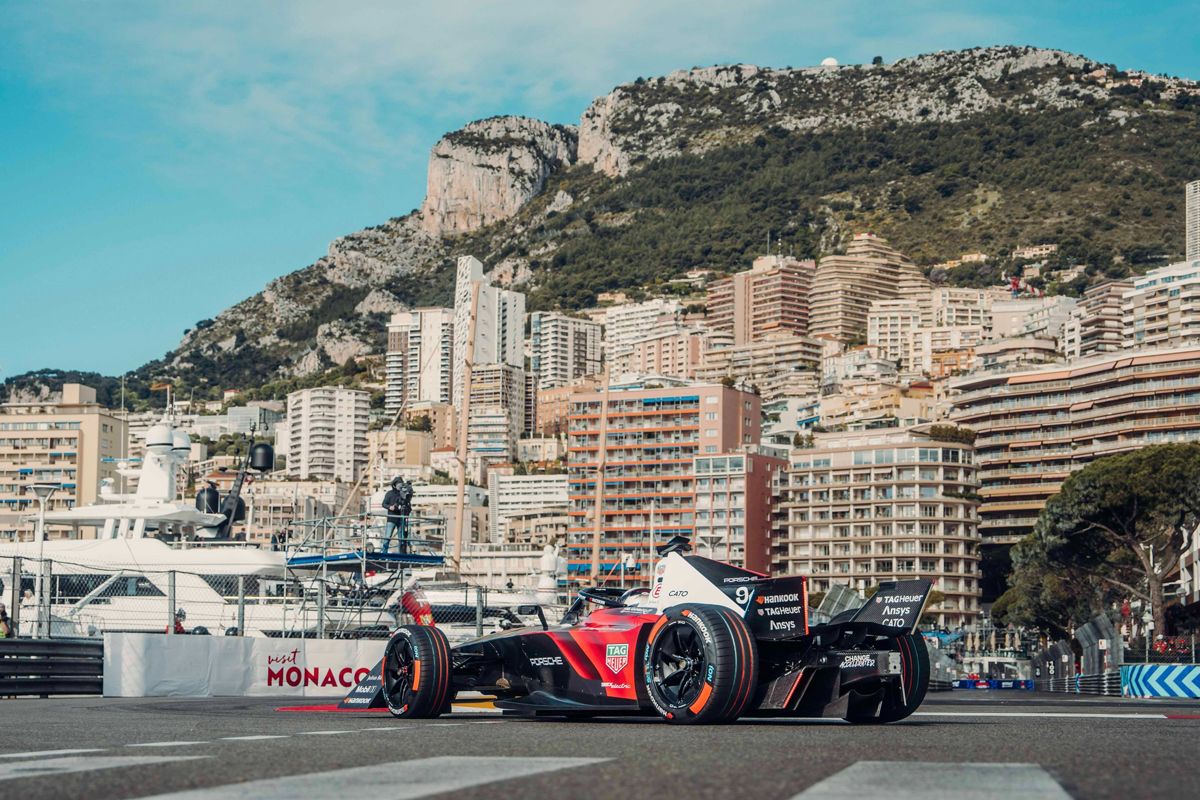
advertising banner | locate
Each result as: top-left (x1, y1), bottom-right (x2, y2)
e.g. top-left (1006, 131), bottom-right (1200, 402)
top-left (104, 633), bottom-right (385, 698)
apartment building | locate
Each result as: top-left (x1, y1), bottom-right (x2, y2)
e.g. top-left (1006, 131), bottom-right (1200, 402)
top-left (466, 364), bottom-right (525, 482)
top-left (366, 428), bottom-right (432, 477)
top-left (911, 326), bottom-right (984, 376)
top-left (974, 337), bottom-right (1060, 372)
top-left (1060, 279), bottom-right (1132, 360)
top-left (602, 298), bottom-right (683, 360)
top-left (1186, 181), bottom-right (1199, 261)
top-left (809, 233), bottom-right (929, 342)
top-left (867, 299), bottom-right (921, 369)
top-left (385, 308), bottom-right (454, 414)
top-left (697, 333), bottom-right (822, 403)
top-left (1122, 260), bottom-right (1200, 350)
top-left (706, 255), bottom-right (815, 344)
top-left (0, 384), bottom-right (127, 541)
top-left (693, 449), bottom-right (785, 573)
top-left (951, 346), bottom-right (1200, 545)
top-left (819, 381), bottom-right (938, 430)
top-left (452, 256), bottom-right (525, 409)
top-left (931, 287), bottom-right (993, 329)
top-left (774, 427), bottom-right (981, 627)
top-left (991, 296), bottom-right (1076, 340)
top-left (283, 387), bottom-right (369, 483)
top-left (535, 377), bottom-right (600, 438)
top-left (529, 312), bottom-right (602, 390)
top-left (615, 326), bottom-right (725, 380)
top-left (402, 401), bottom-right (455, 450)
top-left (487, 473), bottom-right (569, 542)
top-left (566, 384), bottom-right (760, 583)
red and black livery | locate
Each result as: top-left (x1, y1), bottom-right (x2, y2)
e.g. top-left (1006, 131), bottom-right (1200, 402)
top-left (379, 536), bottom-right (932, 724)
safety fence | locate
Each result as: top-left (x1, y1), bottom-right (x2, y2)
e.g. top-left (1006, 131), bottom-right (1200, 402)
top-left (0, 555), bottom-right (558, 645)
top-left (0, 638), bottom-right (103, 696)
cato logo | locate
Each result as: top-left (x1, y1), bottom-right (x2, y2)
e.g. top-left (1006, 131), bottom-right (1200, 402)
top-left (605, 643), bottom-right (629, 673)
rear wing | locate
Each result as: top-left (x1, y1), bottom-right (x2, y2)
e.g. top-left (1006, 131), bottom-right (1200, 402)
top-left (740, 575), bottom-right (809, 641)
top-left (848, 579), bottom-right (932, 634)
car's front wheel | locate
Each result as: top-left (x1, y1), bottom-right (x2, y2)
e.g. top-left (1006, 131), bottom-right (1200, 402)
top-left (644, 604), bottom-right (758, 724)
top-left (382, 625), bottom-right (452, 718)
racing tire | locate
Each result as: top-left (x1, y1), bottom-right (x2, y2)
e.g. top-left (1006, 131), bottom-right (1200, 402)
top-left (846, 632), bottom-right (929, 724)
top-left (644, 604), bottom-right (758, 725)
top-left (382, 625), bottom-right (452, 719)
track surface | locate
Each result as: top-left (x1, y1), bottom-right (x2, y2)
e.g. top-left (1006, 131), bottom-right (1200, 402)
top-left (0, 692), bottom-right (1196, 799)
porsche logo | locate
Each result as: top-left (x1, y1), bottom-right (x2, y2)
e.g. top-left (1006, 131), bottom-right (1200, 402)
top-left (605, 643), bottom-right (629, 673)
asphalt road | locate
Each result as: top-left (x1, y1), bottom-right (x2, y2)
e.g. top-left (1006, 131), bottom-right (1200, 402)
top-left (0, 692), bottom-right (1196, 800)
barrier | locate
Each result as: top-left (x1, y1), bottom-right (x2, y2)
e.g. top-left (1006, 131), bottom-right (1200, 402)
top-left (1121, 664), bottom-right (1200, 699)
top-left (953, 679), bottom-right (1033, 690)
top-left (0, 638), bottom-right (103, 696)
top-left (1033, 671), bottom-right (1122, 696)
top-left (103, 633), bottom-right (385, 697)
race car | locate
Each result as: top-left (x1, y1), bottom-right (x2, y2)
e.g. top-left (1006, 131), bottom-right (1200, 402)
top-left (379, 536), bottom-right (932, 724)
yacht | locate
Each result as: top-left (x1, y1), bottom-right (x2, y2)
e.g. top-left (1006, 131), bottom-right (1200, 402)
top-left (0, 417), bottom-right (561, 638)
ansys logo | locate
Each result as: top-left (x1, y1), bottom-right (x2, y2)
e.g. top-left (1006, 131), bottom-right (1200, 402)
top-left (606, 643), bottom-right (629, 673)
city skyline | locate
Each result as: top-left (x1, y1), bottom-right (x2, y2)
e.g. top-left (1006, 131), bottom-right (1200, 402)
top-left (3, 3), bottom-right (1200, 380)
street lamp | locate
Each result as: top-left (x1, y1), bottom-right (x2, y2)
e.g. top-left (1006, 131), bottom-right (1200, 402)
top-left (28, 481), bottom-right (59, 638)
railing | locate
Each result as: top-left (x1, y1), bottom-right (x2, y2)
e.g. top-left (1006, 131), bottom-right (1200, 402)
top-left (1034, 671), bottom-right (1123, 696)
top-left (0, 638), bottom-right (103, 696)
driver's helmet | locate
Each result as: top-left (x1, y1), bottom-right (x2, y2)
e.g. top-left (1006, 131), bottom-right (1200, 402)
top-left (619, 588), bottom-right (650, 607)
top-left (175, 608), bottom-right (187, 620)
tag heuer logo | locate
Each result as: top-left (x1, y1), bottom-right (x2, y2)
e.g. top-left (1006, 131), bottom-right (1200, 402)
top-left (605, 643), bottom-right (629, 673)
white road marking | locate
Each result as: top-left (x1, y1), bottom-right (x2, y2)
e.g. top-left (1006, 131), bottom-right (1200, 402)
top-left (791, 761), bottom-right (1070, 799)
top-left (915, 711), bottom-right (1167, 719)
top-left (0, 755), bottom-right (207, 783)
top-left (137, 755), bottom-right (608, 799)
top-left (129, 742), bottom-right (209, 748)
top-left (219, 735), bottom-right (290, 741)
top-left (297, 731), bottom-right (351, 736)
top-left (0, 748), bottom-right (105, 759)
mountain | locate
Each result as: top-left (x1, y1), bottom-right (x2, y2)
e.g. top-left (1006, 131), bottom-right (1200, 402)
top-left (7, 46), bottom-right (1200, 402)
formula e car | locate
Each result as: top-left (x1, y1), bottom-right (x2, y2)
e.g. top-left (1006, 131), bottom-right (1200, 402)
top-left (379, 536), bottom-right (932, 724)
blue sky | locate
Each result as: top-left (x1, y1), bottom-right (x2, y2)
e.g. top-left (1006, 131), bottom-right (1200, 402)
top-left (1, 1), bottom-right (1196, 379)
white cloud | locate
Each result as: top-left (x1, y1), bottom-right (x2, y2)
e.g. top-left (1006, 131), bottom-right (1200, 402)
top-left (4, 2), bottom-right (1015, 180)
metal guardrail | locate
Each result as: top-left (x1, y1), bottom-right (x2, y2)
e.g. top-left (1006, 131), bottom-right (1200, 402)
top-left (0, 638), bottom-right (103, 696)
top-left (1034, 671), bottom-right (1123, 696)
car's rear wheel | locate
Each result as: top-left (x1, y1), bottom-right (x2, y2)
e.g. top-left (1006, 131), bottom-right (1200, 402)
top-left (846, 632), bottom-right (929, 724)
top-left (644, 605), bottom-right (758, 724)
top-left (383, 625), bottom-right (452, 718)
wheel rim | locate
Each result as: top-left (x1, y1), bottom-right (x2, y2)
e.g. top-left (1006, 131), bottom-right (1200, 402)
top-left (384, 637), bottom-right (415, 707)
top-left (650, 621), bottom-right (707, 708)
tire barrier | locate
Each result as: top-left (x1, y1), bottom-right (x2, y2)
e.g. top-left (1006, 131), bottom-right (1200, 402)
top-left (1033, 671), bottom-right (1122, 696)
top-left (1121, 664), bottom-right (1200, 699)
top-left (928, 679), bottom-right (955, 692)
top-left (0, 638), bottom-right (103, 696)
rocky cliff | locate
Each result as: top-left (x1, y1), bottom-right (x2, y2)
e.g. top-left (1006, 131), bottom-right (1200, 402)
top-left (21, 45), bottom-right (1193, 399)
top-left (419, 116), bottom-right (577, 236)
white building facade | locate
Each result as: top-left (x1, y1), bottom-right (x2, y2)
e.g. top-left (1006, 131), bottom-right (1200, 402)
top-left (529, 312), bottom-right (602, 390)
top-left (385, 308), bottom-right (455, 414)
top-left (453, 256), bottom-right (526, 409)
top-left (284, 387), bottom-right (369, 483)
